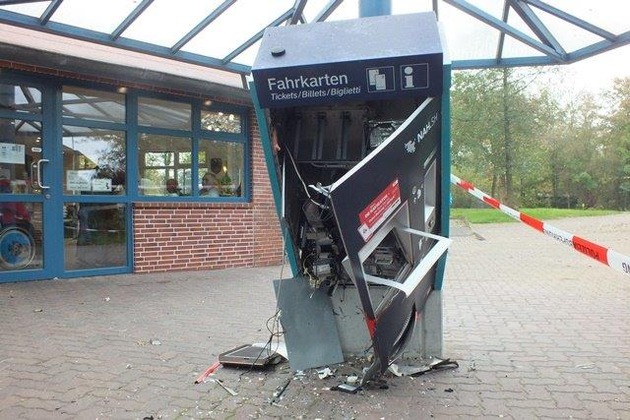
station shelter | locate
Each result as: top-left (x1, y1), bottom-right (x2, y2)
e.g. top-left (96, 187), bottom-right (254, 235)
top-left (0, 28), bottom-right (283, 282)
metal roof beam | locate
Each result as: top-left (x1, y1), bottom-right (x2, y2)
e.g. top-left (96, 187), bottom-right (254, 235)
top-left (222, 8), bottom-right (293, 64)
top-left (111, 0), bottom-right (154, 41)
top-left (171, 0), bottom-right (236, 53)
top-left (444, 0), bottom-right (566, 62)
top-left (39, 0), bottom-right (62, 25)
top-left (507, 0), bottom-right (565, 55)
top-left (313, 0), bottom-right (344, 23)
top-left (290, 0), bottom-right (308, 24)
top-left (567, 30), bottom-right (630, 62)
top-left (453, 56), bottom-right (555, 69)
top-left (455, 30), bottom-right (630, 69)
top-left (0, 0), bottom-right (45, 5)
top-left (496, 3), bottom-right (509, 62)
top-left (523, 0), bottom-right (617, 42)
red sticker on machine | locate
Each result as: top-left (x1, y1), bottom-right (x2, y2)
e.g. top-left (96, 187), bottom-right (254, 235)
top-left (358, 179), bottom-right (401, 241)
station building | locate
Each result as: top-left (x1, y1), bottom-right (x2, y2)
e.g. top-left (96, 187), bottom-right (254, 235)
top-left (0, 24), bottom-right (283, 282)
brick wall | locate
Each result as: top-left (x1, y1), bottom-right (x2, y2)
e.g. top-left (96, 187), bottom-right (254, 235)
top-left (133, 112), bottom-right (283, 273)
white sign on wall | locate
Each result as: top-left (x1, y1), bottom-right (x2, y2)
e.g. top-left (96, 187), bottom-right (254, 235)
top-left (66, 170), bottom-right (94, 191)
top-left (0, 142), bottom-right (25, 164)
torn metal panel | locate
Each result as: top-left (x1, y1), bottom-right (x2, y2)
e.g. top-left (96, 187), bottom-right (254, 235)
top-left (329, 98), bottom-right (450, 382)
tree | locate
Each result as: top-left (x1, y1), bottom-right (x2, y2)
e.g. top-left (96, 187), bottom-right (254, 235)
top-left (602, 77), bottom-right (630, 209)
top-left (451, 68), bottom-right (545, 206)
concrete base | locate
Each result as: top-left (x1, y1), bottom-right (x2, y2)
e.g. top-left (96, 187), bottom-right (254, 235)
top-left (402, 289), bottom-right (444, 359)
top-left (329, 285), bottom-right (443, 359)
top-left (328, 285), bottom-right (385, 355)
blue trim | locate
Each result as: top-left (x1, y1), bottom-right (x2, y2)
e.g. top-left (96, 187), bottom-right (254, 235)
top-left (191, 100), bottom-right (202, 196)
top-left (434, 63), bottom-right (452, 291)
top-left (46, 84), bottom-right (64, 276)
top-left (127, 91), bottom-right (139, 203)
top-left (241, 104), bottom-right (251, 202)
top-left (249, 81), bottom-right (299, 275)
top-left (510, 1), bottom-right (565, 56)
top-left (313, 0), bottom-right (343, 22)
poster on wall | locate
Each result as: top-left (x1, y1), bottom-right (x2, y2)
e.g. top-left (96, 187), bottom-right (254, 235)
top-left (91, 178), bottom-right (112, 192)
top-left (0, 142), bottom-right (25, 164)
top-left (66, 170), bottom-right (94, 192)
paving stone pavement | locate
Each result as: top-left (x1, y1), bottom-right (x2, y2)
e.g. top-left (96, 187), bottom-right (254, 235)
top-left (1, 214), bottom-right (629, 419)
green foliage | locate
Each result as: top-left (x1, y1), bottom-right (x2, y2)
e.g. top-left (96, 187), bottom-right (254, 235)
top-left (450, 207), bottom-right (620, 224)
top-left (451, 69), bottom-right (630, 210)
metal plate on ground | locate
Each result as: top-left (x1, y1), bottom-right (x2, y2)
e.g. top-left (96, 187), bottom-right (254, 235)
top-left (218, 344), bottom-right (283, 368)
top-left (273, 278), bottom-right (344, 371)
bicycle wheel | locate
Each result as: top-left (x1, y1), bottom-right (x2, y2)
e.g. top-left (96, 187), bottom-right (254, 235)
top-left (0, 227), bottom-right (35, 270)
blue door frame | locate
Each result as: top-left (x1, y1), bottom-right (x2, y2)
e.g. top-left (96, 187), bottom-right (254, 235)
top-left (0, 72), bottom-right (133, 283)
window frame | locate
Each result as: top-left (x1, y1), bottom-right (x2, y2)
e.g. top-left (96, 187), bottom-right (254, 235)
top-left (130, 92), bottom-right (249, 202)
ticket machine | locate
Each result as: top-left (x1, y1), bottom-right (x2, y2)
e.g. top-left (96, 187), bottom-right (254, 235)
top-left (251, 12), bottom-right (451, 384)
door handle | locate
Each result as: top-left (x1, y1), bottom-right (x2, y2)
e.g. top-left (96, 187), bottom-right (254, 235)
top-left (35, 158), bottom-right (50, 189)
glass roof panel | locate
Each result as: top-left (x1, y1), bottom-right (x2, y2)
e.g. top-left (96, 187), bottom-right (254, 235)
top-left (122, 0), bottom-right (226, 47)
top-left (438, 4), bottom-right (502, 61)
top-left (182, 0), bottom-right (294, 59)
top-left (51, 0), bottom-right (139, 34)
top-left (520, 10), bottom-right (601, 53)
top-left (225, 39), bottom-right (262, 68)
top-left (0, 0), bottom-right (627, 75)
top-left (547, 0), bottom-right (628, 34)
top-left (0, 2), bottom-right (48, 17)
top-left (301, 0), bottom-right (329, 21)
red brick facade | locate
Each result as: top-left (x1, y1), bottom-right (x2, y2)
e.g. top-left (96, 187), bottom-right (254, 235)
top-left (133, 111), bottom-right (284, 273)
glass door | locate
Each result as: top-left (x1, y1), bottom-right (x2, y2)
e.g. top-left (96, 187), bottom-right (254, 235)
top-left (60, 86), bottom-right (129, 274)
top-left (0, 81), bottom-right (47, 279)
top-left (1, 79), bottom-right (131, 282)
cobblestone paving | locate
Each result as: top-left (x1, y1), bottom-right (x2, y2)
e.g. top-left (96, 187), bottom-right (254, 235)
top-left (1, 214), bottom-right (629, 419)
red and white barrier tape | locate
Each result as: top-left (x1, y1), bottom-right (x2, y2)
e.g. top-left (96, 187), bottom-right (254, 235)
top-left (451, 174), bottom-right (630, 277)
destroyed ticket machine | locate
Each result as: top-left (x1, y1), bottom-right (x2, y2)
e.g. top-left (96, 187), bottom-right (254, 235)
top-left (251, 12), bottom-right (452, 383)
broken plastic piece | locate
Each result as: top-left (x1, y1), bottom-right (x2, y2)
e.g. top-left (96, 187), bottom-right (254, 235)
top-left (389, 358), bottom-right (459, 377)
top-left (210, 378), bottom-right (238, 396)
top-left (317, 367), bottom-right (334, 379)
top-left (271, 378), bottom-right (291, 403)
top-left (332, 383), bottom-right (361, 394)
top-left (194, 361), bottom-right (221, 384)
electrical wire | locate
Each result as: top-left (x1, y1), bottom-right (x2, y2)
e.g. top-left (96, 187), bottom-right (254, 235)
top-left (238, 234), bottom-right (288, 379)
top-left (284, 148), bottom-right (311, 199)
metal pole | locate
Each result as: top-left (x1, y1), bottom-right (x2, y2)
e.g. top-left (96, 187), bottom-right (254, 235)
top-left (359, 0), bottom-right (390, 17)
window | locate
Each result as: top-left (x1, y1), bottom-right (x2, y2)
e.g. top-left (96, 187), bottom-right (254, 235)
top-left (64, 202), bottom-right (127, 270)
top-left (61, 86), bottom-right (127, 196)
top-left (62, 127), bottom-right (126, 195)
top-left (201, 110), bottom-right (242, 133)
top-left (198, 140), bottom-right (244, 197)
top-left (139, 97), bottom-right (191, 130)
top-left (136, 95), bottom-right (247, 199)
top-left (0, 83), bottom-right (42, 114)
top-left (0, 118), bottom-right (42, 194)
top-left (62, 86), bottom-right (125, 123)
top-left (138, 134), bottom-right (192, 196)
